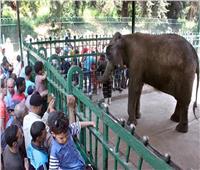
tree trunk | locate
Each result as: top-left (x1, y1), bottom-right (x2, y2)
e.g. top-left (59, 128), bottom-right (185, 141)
top-left (74, 1), bottom-right (80, 17)
top-left (186, 2), bottom-right (198, 21)
top-left (90, 1), bottom-right (96, 8)
top-left (166, 2), bottom-right (183, 19)
top-left (121, 1), bottom-right (129, 17)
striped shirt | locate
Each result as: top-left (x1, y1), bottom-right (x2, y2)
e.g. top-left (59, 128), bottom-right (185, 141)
top-left (49, 122), bottom-right (85, 170)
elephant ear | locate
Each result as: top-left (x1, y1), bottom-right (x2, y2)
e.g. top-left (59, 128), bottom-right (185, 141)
top-left (112, 34), bottom-right (125, 67)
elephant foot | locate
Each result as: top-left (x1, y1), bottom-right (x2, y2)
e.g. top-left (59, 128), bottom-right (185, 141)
top-left (127, 118), bottom-right (137, 126)
top-left (136, 112), bottom-right (141, 119)
top-left (170, 114), bottom-right (180, 122)
top-left (175, 123), bottom-right (188, 133)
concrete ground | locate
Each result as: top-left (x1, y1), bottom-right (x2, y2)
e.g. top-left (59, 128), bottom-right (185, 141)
top-left (92, 78), bottom-right (200, 170)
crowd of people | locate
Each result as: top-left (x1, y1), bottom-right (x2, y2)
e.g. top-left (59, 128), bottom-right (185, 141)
top-left (0, 42), bottom-right (129, 169)
top-left (52, 44), bottom-right (129, 105)
top-left (0, 46), bottom-right (95, 170)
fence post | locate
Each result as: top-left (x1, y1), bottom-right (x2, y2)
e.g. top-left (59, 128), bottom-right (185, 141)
top-left (49, 36), bottom-right (52, 56)
top-left (103, 105), bottom-right (109, 170)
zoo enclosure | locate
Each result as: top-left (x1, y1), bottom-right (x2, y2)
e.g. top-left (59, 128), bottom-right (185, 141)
top-left (23, 37), bottom-right (182, 170)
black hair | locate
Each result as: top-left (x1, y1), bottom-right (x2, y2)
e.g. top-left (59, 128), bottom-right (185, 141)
top-left (47, 111), bottom-right (64, 127)
top-left (100, 53), bottom-right (105, 59)
top-left (2, 57), bottom-right (8, 66)
top-left (16, 55), bottom-right (21, 62)
top-left (49, 116), bottom-right (69, 135)
top-left (34, 61), bottom-right (44, 74)
top-left (4, 125), bottom-right (18, 147)
top-left (30, 121), bottom-right (46, 142)
top-left (75, 49), bottom-right (79, 54)
top-left (1, 79), bottom-right (5, 88)
top-left (25, 65), bottom-right (32, 76)
top-left (15, 77), bottom-right (25, 89)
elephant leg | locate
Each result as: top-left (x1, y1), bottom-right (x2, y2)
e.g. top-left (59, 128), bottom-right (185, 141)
top-left (175, 103), bottom-right (189, 133)
top-left (174, 77), bottom-right (193, 133)
top-left (136, 83), bottom-right (144, 119)
top-left (127, 78), bottom-right (143, 125)
top-left (170, 102), bottom-right (181, 122)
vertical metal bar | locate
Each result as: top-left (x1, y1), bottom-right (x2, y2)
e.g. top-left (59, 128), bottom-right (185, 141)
top-left (95, 34), bottom-right (98, 64)
top-left (114, 136), bottom-right (120, 170)
top-left (132, 1), bottom-right (135, 34)
top-left (114, 119), bottom-right (125, 170)
top-left (83, 105), bottom-right (86, 153)
top-left (95, 117), bottom-right (99, 166)
top-left (89, 95), bottom-right (93, 161)
top-left (138, 158), bottom-right (143, 170)
top-left (16, 1), bottom-right (23, 61)
top-left (49, 37), bottom-right (52, 56)
top-left (0, 2), bottom-right (2, 44)
top-left (125, 145), bottom-right (130, 163)
top-left (103, 107), bottom-right (109, 170)
top-left (74, 35), bottom-right (76, 53)
top-left (27, 51), bottom-right (30, 66)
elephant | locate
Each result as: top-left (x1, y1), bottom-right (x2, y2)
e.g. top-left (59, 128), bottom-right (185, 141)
top-left (101, 32), bottom-right (199, 133)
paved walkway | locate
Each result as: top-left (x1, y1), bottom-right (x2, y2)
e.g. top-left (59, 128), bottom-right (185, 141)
top-left (91, 80), bottom-right (200, 169)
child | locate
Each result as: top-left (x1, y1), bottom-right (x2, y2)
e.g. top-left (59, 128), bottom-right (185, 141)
top-left (3, 125), bottom-right (28, 170)
top-left (34, 61), bottom-right (48, 114)
top-left (27, 121), bottom-right (48, 170)
top-left (34, 61), bottom-right (48, 97)
top-left (49, 112), bottom-right (95, 170)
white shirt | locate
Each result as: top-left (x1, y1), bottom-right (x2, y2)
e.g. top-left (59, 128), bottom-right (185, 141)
top-left (23, 111), bottom-right (49, 150)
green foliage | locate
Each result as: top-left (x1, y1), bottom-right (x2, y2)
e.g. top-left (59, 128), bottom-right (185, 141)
top-left (20, 19), bottom-right (37, 38)
top-left (1, 0), bottom-right (198, 41)
top-left (2, 4), bottom-right (16, 18)
top-left (19, 1), bottom-right (41, 18)
top-left (34, 14), bottom-right (50, 26)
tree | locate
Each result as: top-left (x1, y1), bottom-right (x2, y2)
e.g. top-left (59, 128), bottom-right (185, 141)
top-left (166, 1), bottom-right (183, 19)
top-left (157, 0), bottom-right (169, 19)
top-left (74, 1), bottom-right (80, 17)
top-left (186, 2), bottom-right (198, 21)
top-left (146, 1), bottom-right (154, 18)
top-left (121, 1), bottom-right (130, 17)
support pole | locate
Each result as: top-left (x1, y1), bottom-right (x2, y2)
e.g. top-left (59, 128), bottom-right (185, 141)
top-left (16, 1), bottom-right (23, 61)
top-left (0, 2), bottom-right (2, 44)
top-left (132, 1), bottom-right (135, 34)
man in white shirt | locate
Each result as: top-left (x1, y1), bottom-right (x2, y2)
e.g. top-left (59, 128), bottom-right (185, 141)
top-left (23, 91), bottom-right (55, 150)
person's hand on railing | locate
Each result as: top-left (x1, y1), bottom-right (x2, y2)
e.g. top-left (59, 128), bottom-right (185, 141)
top-left (79, 121), bottom-right (96, 128)
top-left (47, 98), bottom-right (56, 113)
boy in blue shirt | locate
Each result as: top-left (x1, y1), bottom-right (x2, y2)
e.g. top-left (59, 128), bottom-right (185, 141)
top-left (27, 121), bottom-right (48, 170)
top-left (49, 112), bottom-right (95, 170)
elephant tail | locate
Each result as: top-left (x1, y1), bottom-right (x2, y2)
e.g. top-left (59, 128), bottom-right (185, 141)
top-left (193, 52), bottom-right (199, 120)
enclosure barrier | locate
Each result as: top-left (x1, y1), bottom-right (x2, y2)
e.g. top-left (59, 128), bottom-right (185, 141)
top-left (23, 40), bottom-right (181, 170)
top-left (28, 32), bottom-right (200, 59)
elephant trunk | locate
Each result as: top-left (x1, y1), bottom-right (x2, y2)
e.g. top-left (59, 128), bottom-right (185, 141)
top-left (100, 61), bottom-right (114, 82)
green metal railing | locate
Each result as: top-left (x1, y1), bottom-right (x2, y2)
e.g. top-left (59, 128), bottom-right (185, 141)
top-left (23, 39), bottom-right (181, 170)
